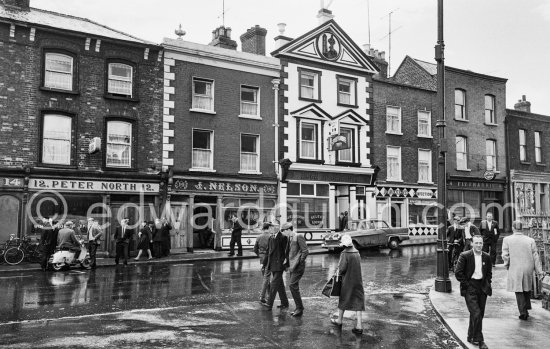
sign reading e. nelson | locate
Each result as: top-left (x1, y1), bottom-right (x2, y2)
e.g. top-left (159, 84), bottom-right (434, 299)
top-left (29, 179), bottom-right (159, 193)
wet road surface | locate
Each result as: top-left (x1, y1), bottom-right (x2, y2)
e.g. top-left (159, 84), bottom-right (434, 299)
top-left (0, 245), bottom-right (460, 348)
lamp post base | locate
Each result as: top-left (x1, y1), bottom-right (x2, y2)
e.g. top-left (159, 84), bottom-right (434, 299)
top-left (434, 278), bottom-right (452, 292)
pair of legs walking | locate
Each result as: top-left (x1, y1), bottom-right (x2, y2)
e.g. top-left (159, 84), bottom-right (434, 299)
top-left (464, 280), bottom-right (487, 344)
top-left (228, 234), bottom-right (242, 256)
top-left (115, 242), bottom-right (129, 265)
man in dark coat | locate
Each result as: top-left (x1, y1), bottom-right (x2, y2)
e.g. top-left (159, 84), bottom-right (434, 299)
top-left (261, 225), bottom-right (290, 311)
top-left (113, 218), bottom-right (134, 265)
top-left (228, 214), bottom-right (243, 256)
top-left (455, 235), bottom-right (492, 349)
top-left (152, 219), bottom-right (163, 258)
top-left (39, 219), bottom-right (55, 271)
top-left (479, 212), bottom-right (500, 266)
top-left (254, 222), bottom-right (273, 304)
top-left (447, 216), bottom-right (463, 271)
top-left (284, 221), bottom-right (309, 317)
top-left (159, 219), bottom-right (172, 256)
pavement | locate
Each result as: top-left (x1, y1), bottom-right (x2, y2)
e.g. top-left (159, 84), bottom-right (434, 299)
top-left (430, 265), bottom-right (550, 349)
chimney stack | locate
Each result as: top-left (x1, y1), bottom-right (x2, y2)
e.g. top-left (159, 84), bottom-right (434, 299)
top-left (274, 23), bottom-right (293, 49)
top-left (2, 0), bottom-right (30, 11)
top-left (364, 45), bottom-right (388, 78)
top-left (514, 95), bottom-right (531, 113)
top-left (209, 26), bottom-right (237, 50)
top-left (240, 25), bottom-right (267, 55)
top-left (317, 8), bottom-right (334, 24)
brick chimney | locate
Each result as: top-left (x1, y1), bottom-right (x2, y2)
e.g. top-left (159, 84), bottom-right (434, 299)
top-left (240, 25), bottom-right (267, 55)
top-left (364, 44), bottom-right (388, 78)
top-left (317, 8), bottom-right (334, 24)
top-left (209, 26), bottom-right (237, 50)
top-left (2, 0), bottom-right (30, 11)
top-left (514, 95), bottom-right (531, 113)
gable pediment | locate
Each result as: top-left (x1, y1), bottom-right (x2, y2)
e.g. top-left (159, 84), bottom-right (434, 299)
top-left (272, 20), bottom-right (378, 74)
top-left (334, 109), bottom-right (369, 124)
top-left (290, 103), bottom-right (332, 120)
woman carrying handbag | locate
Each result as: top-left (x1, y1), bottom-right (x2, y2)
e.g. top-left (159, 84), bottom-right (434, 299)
top-left (330, 234), bottom-right (365, 334)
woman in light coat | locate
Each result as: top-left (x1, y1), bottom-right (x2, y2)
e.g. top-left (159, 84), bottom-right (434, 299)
top-left (330, 234), bottom-right (365, 334)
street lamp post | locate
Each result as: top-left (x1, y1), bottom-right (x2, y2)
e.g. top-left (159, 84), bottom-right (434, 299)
top-left (434, 0), bottom-right (451, 292)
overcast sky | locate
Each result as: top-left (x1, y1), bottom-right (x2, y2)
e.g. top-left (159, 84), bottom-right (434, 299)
top-left (35, 0), bottom-right (550, 114)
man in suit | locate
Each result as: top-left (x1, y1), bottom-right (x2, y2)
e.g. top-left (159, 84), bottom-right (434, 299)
top-left (282, 221), bottom-right (309, 317)
top-left (455, 235), bottom-right (492, 349)
top-left (159, 219), bottom-right (172, 257)
top-left (447, 216), bottom-right (463, 271)
top-left (113, 218), bottom-right (134, 266)
top-left (253, 222), bottom-right (274, 304)
top-left (38, 218), bottom-right (54, 271)
top-left (261, 224), bottom-right (290, 311)
top-left (502, 220), bottom-right (544, 320)
top-left (460, 217), bottom-right (480, 252)
top-left (86, 217), bottom-right (103, 269)
top-left (228, 214), bottom-right (243, 256)
top-left (479, 212), bottom-right (500, 266)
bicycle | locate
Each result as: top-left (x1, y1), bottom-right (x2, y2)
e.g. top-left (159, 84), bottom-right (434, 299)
top-left (4, 235), bottom-right (42, 266)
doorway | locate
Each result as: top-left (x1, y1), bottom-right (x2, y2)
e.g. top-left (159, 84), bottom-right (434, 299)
top-left (0, 195), bottom-right (20, 240)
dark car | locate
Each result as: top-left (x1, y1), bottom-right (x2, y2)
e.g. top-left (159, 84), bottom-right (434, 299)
top-left (322, 219), bottom-right (409, 251)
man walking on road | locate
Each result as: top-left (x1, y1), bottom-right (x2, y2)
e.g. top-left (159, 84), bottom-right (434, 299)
top-left (455, 235), bottom-right (492, 349)
top-left (86, 218), bottom-right (103, 269)
top-left (282, 221), bottom-right (309, 317)
top-left (479, 212), bottom-right (500, 266)
top-left (502, 220), bottom-right (544, 320)
top-left (253, 222), bottom-right (273, 304)
top-left (262, 224), bottom-right (290, 311)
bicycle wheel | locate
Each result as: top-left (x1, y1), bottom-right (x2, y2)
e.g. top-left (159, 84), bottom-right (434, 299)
top-left (25, 245), bottom-right (42, 263)
top-left (4, 247), bottom-right (24, 265)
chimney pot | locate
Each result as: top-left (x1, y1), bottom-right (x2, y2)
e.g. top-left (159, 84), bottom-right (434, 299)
top-left (240, 25), bottom-right (268, 55)
top-left (317, 8), bottom-right (335, 24)
top-left (209, 25), bottom-right (238, 50)
top-left (363, 43), bottom-right (371, 53)
top-left (277, 23), bottom-right (287, 35)
top-left (514, 95), bottom-right (531, 113)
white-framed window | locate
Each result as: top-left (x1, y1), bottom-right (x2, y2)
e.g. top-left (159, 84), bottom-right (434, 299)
top-left (337, 127), bottom-right (354, 162)
top-left (299, 69), bottom-right (319, 100)
top-left (486, 139), bottom-right (497, 171)
top-left (418, 110), bottom-right (431, 137)
top-left (386, 106), bottom-right (401, 134)
top-left (456, 136), bottom-right (468, 170)
top-left (106, 121), bottom-right (132, 168)
top-left (418, 149), bottom-right (432, 183)
top-left (192, 129), bottom-right (213, 169)
top-left (240, 86), bottom-right (259, 117)
top-left (44, 53), bottom-right (73, 90)
top-left (485, 95), bottom-right (496, 124)
top-left (337, 76), bottom-right (356, 105)
top-left (192, 78), bottom-right (214, 111)
top-left (386, 146), bottom-right (401, 181)
top-left (240, 134), bottom-right (259, 173)
top-left (455, 89), bottom-right (466, 120)
top-left (300, 122), bottom-right (318, 159)
top-left (535, 131), bottom-right (542, 163)
top-left (42, 114), bottom-right (72, 165)
top-left (519, 129), bottom-right (526, 162)
top-left (108, 63), bottom-right (133, 97)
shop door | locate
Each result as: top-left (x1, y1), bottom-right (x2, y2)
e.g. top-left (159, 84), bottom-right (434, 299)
top-left (390, 203), bottom-right (402, 228)
top-left (337, 197), bottom-right (350, 230)
top-left (0, 195), bottom-right (20, 241)
top-left (193, 200), bottom-right (216, 248)
top-left (169, 202), bottom-right (187, 249)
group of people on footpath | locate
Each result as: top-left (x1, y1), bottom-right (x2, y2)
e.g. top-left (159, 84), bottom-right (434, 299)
top-left (116, 218), bottom-right (172, 265)
top-left (253, 221), bottom-right (365, 333)
top-left (453, 217), bottom-right (545, 349)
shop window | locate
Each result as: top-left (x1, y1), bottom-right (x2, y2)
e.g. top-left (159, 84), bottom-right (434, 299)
top-left (418, 110), bottom-right (431, 137)
top-left (287, 197), bottom-right (329, 229)
top-left (222, 198), bottom-right (276, 231)
top-left (455, 89), bottom-right (466, 120)
top-left (240, 86), bottom-right (259, 117)
top-left (386, 106), bottom-right (401, 134)
top-left (418, 149), bottom-right (432, 183)
top-left (386, 146), bottom-right (401, 181)
top-left (515, 182), bottom-right (536, 215)
top-left (448, 190), bottom-right (481, 219)
top-left (456, 136), bottom-right (468, 170)
top-left (240, 134), bottom-right (259, 173)
top-left (106, 121), bottom-right (132, 168)
top-left (300, 122), bottom-right (318, 159)
top-left (287, 183), bottom-right (329, 197)
top-left (192, 78), bottom-right (214, 112)
top-left (192, 129), bottom-right (213, 170)
top-left (107, 62), bottom-right (133, 97)
top-left (409, 200), bottom-right (437, 226)
top-left (316, 184), bottom-right (329, 197)
top-left (486, 139), bottom-right (497, 171)
top-left (299, 68), bottom-right (321, 101)
top-left (288, 183), bottom-right (300, 195)
top-left (42, 114), bottom-right (72, 165)
top-left (44, 52), bottom-right (74, 91)
top-left (485, 95), bottom-right (496, 124)
top-left (519, 129), bottom-right (526, 162)
top-left (535, 131), bottom-right (542, 163)
top-left (337, 127), bottom-right (354, 163)
top-left (337, 76), bottom-right (356, 106)
top-left (302, 184), bottom-right (315, 196)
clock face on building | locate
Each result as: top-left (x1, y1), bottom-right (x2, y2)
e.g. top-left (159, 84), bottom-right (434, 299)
top-left (317, 31), bottom-right (341, 61)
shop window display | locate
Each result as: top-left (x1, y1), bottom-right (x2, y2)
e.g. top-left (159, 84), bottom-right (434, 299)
top-left (222, 198), bottom-right (276, 232)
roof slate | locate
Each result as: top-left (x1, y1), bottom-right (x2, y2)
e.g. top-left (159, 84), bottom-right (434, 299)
top-left (0, 5), bottom-right (154, 45)
top-left (412, 58), bottom-right (437, 76)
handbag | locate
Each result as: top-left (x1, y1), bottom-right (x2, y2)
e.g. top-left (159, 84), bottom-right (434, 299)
top-left (322, 269), bottom-right (342, 297)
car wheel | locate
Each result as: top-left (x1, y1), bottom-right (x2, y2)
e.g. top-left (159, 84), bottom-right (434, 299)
top-left (388, 238), bottom-right (400, 250)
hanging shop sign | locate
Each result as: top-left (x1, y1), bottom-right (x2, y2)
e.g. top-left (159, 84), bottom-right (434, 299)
top-left (173, 178), bottom-right (276, 195)
top-left (483, 170), bottom-right (496, 181)
top-left (29, 178), bottom-right (159, 193)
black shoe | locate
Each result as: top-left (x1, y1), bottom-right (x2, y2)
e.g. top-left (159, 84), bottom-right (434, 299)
top-left (236, 254), bottom-right (243, 256)
top-left (467, 338), bottom-right (472, 344)
top-left (261, 303), bottom-right (272, 310)
top-left (277, 304), bottom-right (289, 309)
top-left (351, 328), bottom-right (363, 335)
top-left (519, 314), bottom-right (528, 320)
top-left (227, 253), bottom-right (234, 256)
top-left (259, 299), bottom-right (267, 304)
top-left (291, 310), bottom-right (303, 317)
top-left (478, 341), bottom-right (488, 349)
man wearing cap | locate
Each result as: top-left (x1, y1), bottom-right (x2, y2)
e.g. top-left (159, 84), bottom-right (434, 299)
top-left (86, 217), bottom-right (103, 269)
top-left (57, 221), bottom-right (81, 254)
top-left (283, 221), bottom-right (309, 317)
top-left (502, 220), bottom-right (544, 320)
top-left (254, 222), bottom-right (273, 304)
top-left (262, 223), bottom-right (290, 311)
top-left (460, 217), bottom-right (479, 252)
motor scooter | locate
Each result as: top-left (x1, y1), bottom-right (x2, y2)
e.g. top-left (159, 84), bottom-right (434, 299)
top-left (48, 241), bottom-right (91, 271)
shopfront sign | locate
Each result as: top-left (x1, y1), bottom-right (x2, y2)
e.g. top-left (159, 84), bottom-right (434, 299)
top-left (375, 186), bottom-right (437, 199)
top-left (288, 170), bottom-right (372, 185)
top-left (1, 177), bottom-right (23, 188)
top-left (447, 180), bottom-right (504, 191)
top-left (29, 178), bottom-right (159, 193)
top-left (173, 178), bottom-right (276, 195)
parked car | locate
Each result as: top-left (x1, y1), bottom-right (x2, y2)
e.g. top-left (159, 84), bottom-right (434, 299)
top-left (322, 219), bottom-right (409, 251)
